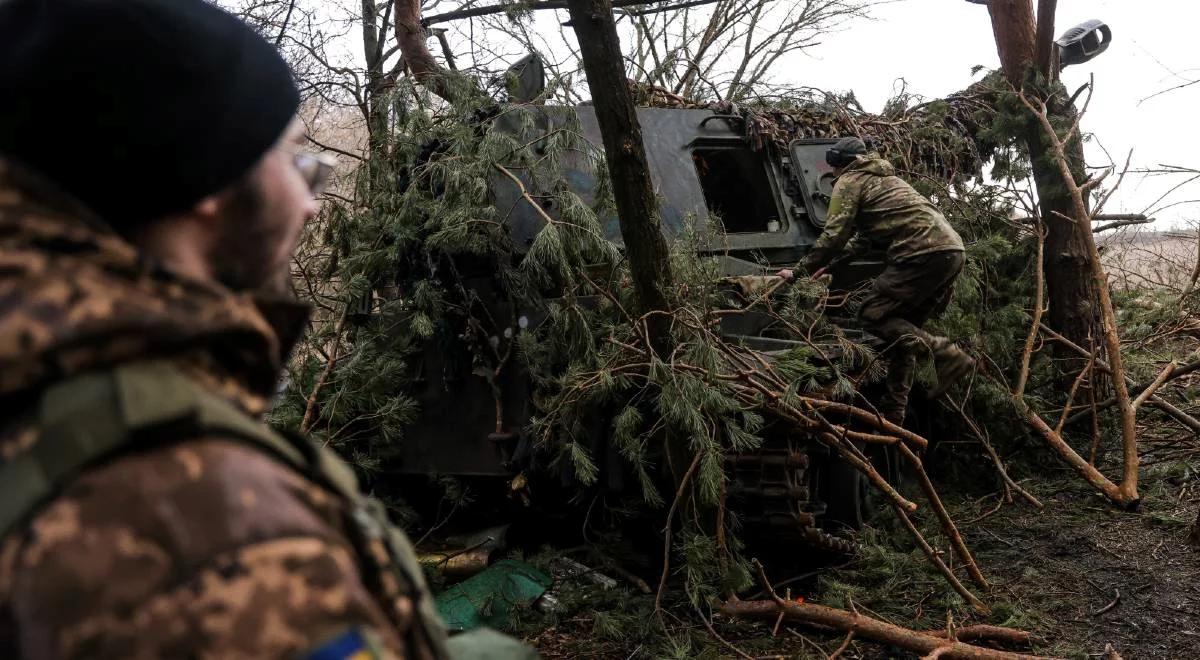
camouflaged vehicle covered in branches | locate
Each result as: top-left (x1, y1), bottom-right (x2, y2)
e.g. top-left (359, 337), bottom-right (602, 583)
top-left (388, 105), bottom-right (903, 544)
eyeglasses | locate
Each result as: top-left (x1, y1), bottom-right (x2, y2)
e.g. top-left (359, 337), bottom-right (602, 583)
top-left (282, 144), bottom-right (337, 196)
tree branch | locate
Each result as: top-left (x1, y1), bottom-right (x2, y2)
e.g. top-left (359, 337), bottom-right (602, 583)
top-left (723, 584), bottom-right (1050, 659)
top-left (1033, 0), bottom-right (1057, 78)
top-left (1019, 88), bottom-right (1141, 505)
top-left (423, 0), bottom-right (678, 26)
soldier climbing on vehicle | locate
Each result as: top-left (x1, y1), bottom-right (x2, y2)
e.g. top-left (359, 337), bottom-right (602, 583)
top-left (780, 137), bottom-right (975, 424)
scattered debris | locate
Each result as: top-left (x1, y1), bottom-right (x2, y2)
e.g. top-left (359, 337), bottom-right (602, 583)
top-left (1093, 589), bottom-right (1121, 616)
top-left (551, 557), bottom-right (619, 590)
top-left (419, 525), bottom-right (508, 579)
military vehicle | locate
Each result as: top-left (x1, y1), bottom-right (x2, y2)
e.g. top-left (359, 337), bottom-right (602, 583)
top-left (379, 16), bottom-right (1121, 549)
top-left (378, 99), bottom-right (905, 552)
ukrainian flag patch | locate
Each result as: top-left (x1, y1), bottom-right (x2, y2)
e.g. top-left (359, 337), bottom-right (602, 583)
top-left (303, 628), bottom-right (382, 660)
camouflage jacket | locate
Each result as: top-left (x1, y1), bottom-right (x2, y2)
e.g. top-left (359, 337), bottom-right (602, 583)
top-left (805, 154), bottom-right (964, 272)
top-left (0, 160), bottom-right (445, 660)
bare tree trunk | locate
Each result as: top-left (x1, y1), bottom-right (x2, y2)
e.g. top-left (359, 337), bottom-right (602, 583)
top-left (394, 0), bottom-right (436, 83)
top-left (1033, 0), bottom-right (1058, 78)
top-left (986, 0), bottom-right (1036, 85)
top-left (984, 0), bottom-right (1099, 364)
top-left (566, 0), bottom-right (674, 351)
top-left (398, 0), bottom-right (482, 103)
top-left (565, 0), bottom-right (690, 580)
top-left (363, 0), bottom-right (395, 188)
top-left (1034, 105), bottom-right (1100, 356)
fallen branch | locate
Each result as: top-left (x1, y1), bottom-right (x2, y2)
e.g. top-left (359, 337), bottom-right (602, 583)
top-left (1011, 393), bottom-right (1130, 506)
top-left (1045, 326), bottom-right (1200, 436)
top-left (1001, 220), bottom-right (1131, 507)
top-left (806, 399), bottom-right (930, 450)
top-left (665, 326), bottom-right (986, 607)
top-left (1065, 357), bottom-right (1200, 424)
top-left (828, 631), bottom-right (855, 659)
top-left (1132, 362), bottom-right (1177, 410)
top-left (1093, 588), bottom-right (1121, 616)
top-left (1146, 398), bottom-right (1200, 435)
top-left (926, 625), bottom-right (1034, 646)
top-left (897, 442), bottom-right (990, 592)
top-left (696, 603), bottom-right (754, 659)
top-left (549, 303), bottom-right (989, 613)
top-left (723, 565), bottom-right (1053, 660)
top-left (892, 500), bottom-right (989, 614)
top-left (947, 397), bottom-right (1043, 509)
top-left (816, 433), bottom-right (918, 513)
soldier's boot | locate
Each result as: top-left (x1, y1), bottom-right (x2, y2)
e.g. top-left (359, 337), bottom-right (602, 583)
top-left (928, 341), bottom-right (975, 400)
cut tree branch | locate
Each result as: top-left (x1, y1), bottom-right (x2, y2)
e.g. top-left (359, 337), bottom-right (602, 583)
top-left (721, 598), bottom-right (1054, 659)
top-left (724, 563), bottom-right (1053, 660)
top-left (1019, 89), bottom-right (1140, 505)
top-left (1132, 362), bottom-right (1177, 411)
top-left (1044, 323), bottom-right (1200, 436)
top-left (1092, 214), bottom-right (1153, 233)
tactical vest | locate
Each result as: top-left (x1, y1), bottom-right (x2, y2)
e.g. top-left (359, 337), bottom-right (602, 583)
top-left (0, 361), bottom-right (451, 659)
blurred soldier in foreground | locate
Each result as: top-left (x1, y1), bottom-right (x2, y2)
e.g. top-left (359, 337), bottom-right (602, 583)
top-left (0, 1), bottom-right (530, 657)
top-left (781, 137), bottom-right (974, 424)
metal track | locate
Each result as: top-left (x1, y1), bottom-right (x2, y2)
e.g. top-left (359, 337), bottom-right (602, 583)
top-left (726, 434), bottom-right (855, 555)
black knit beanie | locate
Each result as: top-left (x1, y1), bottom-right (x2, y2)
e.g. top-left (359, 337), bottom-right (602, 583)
top-left (825, 137), bottom-right (867, 168)
top-left (0, 0), bottom-right (301, 227)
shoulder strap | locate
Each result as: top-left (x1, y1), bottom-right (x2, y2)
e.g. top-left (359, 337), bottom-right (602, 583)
top-left (0, 361), bottom-right (354, 538)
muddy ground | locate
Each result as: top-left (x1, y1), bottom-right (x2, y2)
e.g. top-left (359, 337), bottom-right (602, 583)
top-left (520, 430), bottom-right (1200, 659)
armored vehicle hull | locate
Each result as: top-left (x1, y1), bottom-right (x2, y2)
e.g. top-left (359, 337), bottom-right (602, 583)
top-left (397, 106), bottom-right (889, 545)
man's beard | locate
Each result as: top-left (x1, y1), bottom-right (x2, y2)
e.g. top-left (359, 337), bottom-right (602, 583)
top-left (211, 177), bottom-right (292, 296)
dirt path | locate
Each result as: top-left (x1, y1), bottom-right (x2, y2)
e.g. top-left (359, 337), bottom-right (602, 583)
top-left (959, 466), bottom-right (1200, 659)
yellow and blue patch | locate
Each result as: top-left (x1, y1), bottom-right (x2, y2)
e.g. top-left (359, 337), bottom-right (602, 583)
top-left (303, 628), bottom-right (383, 660)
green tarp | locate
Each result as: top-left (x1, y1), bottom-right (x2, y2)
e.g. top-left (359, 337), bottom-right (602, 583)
top-left (435, 559), bottom-right (552, 632)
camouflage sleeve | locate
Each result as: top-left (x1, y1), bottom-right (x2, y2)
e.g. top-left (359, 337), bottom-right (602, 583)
top-left (805, 174), bottom-right (864, 272)
top-left (0, 439), bottom-right (428, 660)
top-left (844, 232), bottom-right (871, 257)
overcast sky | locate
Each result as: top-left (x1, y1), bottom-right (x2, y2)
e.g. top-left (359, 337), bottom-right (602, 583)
top-left (775, 0), bottom-right (1200, 228)
top-left (365, 0), bottom-right (1200, 227)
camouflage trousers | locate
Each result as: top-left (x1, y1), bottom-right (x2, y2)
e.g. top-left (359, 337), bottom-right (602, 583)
top-left (858, 250), bottom-right (965, 423)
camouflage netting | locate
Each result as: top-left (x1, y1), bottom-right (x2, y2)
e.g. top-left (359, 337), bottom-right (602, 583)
top-left (631, 75), bottom-right (1004, 184)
